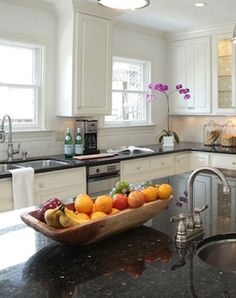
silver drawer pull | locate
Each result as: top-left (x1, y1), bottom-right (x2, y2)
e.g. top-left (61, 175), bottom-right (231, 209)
top-left (39, 183), bottom-right (44, 188)
top-left (187, 107), bottom-right (194, 110)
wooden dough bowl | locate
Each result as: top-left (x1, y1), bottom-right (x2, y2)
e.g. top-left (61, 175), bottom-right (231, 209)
top-left (21, 197), bottom-right (172, 246)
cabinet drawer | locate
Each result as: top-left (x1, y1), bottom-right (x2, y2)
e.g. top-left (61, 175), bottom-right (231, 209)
top-left (210, 154), bottom-right (236, 170)
top-left (150, 155), bottom-right (175, 170)
top-left (191, 152), bottom-right (209, 170)
top-left (122, 158), bottom-right (150, 176)
top-left (34, 168), bottom-right (86, 193)
top-left (121, 158), bottom-right (150, 184)
top-left (150, 155), bottom-right (175, 179)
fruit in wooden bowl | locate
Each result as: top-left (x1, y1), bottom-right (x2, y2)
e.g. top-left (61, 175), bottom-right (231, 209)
top-left (21, 184), bottom-right (173, 246)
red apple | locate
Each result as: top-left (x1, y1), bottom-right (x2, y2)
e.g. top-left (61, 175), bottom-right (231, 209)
top-left (128, 191), bottom-right (145, 208)
top-left (113, 193), bottom-right (129, 210)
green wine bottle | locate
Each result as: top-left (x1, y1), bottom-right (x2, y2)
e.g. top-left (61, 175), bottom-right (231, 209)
top-left (64, 128), bottom-right (73, 158)
top-left (75, 127), bottom-right (84, 155)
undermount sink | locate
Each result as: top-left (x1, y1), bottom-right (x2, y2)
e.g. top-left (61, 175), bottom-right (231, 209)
top-left (0, 163), bottom-right (22, 173)
top-left (196, 234), bottom-right (236, 273)
top-left (17, 159), bottom-right (69, 169)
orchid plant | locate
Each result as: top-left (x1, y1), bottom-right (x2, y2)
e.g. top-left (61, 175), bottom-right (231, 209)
top-left (147, 83), bottom-right (191, 144)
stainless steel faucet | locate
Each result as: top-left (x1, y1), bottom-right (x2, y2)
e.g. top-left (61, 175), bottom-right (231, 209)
top-left (0, 114), bottom-right (20, 162)
top-left (171, 166), bottom-right (230, 244)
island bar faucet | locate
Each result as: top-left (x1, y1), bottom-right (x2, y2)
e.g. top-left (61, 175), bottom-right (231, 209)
top-left (171, 166), bottom-right (230, 244)
top-left (0, 114), bottom-right (20, 162)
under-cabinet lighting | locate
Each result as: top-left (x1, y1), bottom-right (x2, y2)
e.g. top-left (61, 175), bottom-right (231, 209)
top-left (97, 0), bottom-right (150, 10)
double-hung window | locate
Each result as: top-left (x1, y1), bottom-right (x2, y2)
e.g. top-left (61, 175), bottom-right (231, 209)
top-left (0, 41), bottom-right (42, 129)
top-left (105, 57), bottom-right (150, 125)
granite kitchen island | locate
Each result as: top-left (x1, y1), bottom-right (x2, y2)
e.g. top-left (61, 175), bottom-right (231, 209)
top-left (0, 170), bottom-right (236, 298)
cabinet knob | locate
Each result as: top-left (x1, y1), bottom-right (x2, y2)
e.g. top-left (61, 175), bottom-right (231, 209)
top-left (137, 166), bottom-right (141, 170)
top-left (232, 162), bottom-right (236, 166)
top-left (161, 162), bottom-right (165, 166)
top-left (39, 183), bottom-right (44, 188)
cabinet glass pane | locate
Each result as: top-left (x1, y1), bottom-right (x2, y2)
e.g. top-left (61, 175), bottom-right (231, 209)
top-left (217, 39), bottom-right (233, 109)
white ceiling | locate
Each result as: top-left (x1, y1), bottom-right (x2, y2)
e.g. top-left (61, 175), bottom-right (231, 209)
top-left (42, 0), bottom-right (236, 33)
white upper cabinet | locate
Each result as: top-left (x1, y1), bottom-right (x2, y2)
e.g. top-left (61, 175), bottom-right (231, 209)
top-left (56, 11), bottom-right (112, 116)
top-left (169, 36), bottom-right (211, 115)
top-left (212, 33), bottom-right (236, 114)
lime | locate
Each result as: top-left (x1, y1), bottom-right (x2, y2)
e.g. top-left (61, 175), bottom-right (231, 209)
top-left (115, 180), bottom-right (129, 193)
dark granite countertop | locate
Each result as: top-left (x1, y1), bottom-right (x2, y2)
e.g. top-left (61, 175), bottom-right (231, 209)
top-left (2, 141), bottom-right (236, 179)
top-left (1, 171), bottom-right (236, 297)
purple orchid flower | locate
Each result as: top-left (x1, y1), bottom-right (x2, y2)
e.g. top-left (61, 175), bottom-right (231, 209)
top-left (184, 94), bottom-right (191, 100)
top-left (176, 84), bottom-right (183, 90)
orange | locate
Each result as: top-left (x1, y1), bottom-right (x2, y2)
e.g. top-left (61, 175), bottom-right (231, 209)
top-left (109, 207), bottom-right (120, 215)
top-left (76, 213), bottom-right (90, 221)
top-left (74, 194), bottom-right (94, 214)
top-left (158, 184), bottom-right (173, 200)
top-left (94, 195), bottom-right (113, 214)
top-left (91, 211), bottom-right (107, 220)
top-left (142, 186), bottom-right (159, 202)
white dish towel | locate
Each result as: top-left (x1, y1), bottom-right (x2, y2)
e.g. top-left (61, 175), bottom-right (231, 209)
top-left (9, 167), bottom-right (34, 209)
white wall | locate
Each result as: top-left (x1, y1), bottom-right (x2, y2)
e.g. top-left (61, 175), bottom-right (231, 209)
top-left (97, 24), bottom-right (168, 149)
top-left (171, 115), bottom-right (236, 143)
top-left (0, 2), bottom-right (168, 160)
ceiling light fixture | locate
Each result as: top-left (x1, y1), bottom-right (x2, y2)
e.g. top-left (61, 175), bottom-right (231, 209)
top-left (194, 2), bottom-right (207, 7)
top-left (232, 25), bottom-right (236, 44)
top-left (97, 0), bottom-right (150, 10)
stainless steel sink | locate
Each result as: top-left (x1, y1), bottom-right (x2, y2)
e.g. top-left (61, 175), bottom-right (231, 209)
top-left (0, 163), bottom-right (22, 173)
top-left (197, 234), bottom-right (236, 272)
top-left (16, 159), bottom-right (69, 170)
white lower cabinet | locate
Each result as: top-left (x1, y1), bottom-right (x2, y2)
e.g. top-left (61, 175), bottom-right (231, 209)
top-left (0, 178), bottom-right (13, 212)
top-left (211, 176), bottom-right (236, 234)
top-left (190, 152), bottom-right (209, 170)
top-left (175, 153), bottom-right (191, 174)
top-left (0, 167), bottom-right (86, 212)
top-left (34, 167), bottom-right (86, 205)
top-left (210, 153), bottom-right (236, 170)
top-left (121, 154), bottom-right (176, 184)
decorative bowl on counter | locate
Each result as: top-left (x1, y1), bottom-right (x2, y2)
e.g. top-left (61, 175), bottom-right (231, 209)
top-left (20, 197), bottom-right (172, 246)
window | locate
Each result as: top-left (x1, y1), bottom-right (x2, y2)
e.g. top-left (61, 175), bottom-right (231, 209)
top-left (105, 57), bottom-right (150, 125)
top-left (0, 41), bottom-right (42, 129)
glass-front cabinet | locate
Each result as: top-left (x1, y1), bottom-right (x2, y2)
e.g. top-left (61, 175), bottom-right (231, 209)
top-left (213, 34), bottom-right (236, 114)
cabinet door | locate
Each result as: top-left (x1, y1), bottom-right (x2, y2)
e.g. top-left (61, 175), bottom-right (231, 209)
top-left (34, 168), bottom-right (86, 204)
top-left (74, 13), bottom-right (112, 115)
top-left (211, 176), bottom-right (236, 234)
top-left (190, 152), bottom-right (209, 170)
top-left (120, 158), bottom-right (150, 184)
top-left (212, 34), bottom-right (236, 114)
top-left (169, 37), bottom-right (211, 115)
top-left (150, 154), bottom-right (175, 179)
top-left (175, 153), bottom-right (191, 174)
top-left (0, 178), bottom-right (13, 212)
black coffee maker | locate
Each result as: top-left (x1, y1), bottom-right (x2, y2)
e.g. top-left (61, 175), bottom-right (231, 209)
top-left (75, 120), bottom-right (100, 155)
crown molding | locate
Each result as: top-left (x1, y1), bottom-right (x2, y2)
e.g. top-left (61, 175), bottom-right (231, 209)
top-left (167, 22), bottom-right (236, 41)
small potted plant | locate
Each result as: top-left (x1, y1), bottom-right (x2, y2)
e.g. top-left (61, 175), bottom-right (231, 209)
top-left (147, 83), bottom-right (191, 146)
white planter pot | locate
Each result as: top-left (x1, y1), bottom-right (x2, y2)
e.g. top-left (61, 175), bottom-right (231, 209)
top-left (163, 136), bottom-right (174, 147)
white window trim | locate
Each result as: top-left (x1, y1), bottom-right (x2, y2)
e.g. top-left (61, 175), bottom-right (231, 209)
top-left (0, 38), bottom-right (45, 131)
top-left (103, 56), bottom-right (152, 128)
